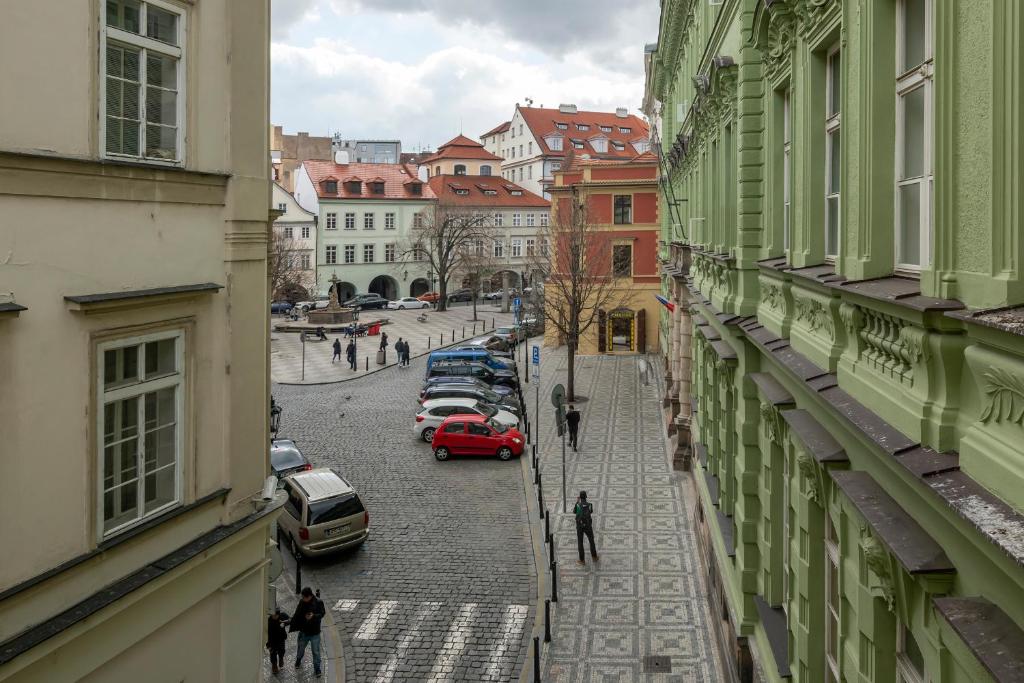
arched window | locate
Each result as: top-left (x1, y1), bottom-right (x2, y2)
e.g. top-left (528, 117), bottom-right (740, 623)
top-left (480, 165), bottom-right (492, 176)
top-left (454, 164), bottom-right (467, 175)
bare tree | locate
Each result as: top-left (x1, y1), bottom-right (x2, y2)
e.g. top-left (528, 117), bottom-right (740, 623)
top-left (536, 186), bottom-right (632, 400)
top-left (399, 203), bottom-right (493, 312)
top-left (269, 230), bottom-right (313, 301)
top-left (458, 237), bottom-right (501, 322)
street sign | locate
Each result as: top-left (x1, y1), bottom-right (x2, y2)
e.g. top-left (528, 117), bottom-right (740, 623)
top-left (532, 365), bottom-right (540, 380)
top-left (532, 345), bottom-right (540, 365)
top-left (550, 383), bottom-right (565, 408)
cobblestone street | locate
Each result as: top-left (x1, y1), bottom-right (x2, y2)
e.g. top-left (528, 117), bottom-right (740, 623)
top-left (269, 348), bottom-right (535, 682)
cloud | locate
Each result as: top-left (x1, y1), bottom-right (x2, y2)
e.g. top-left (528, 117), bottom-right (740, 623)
top-left (271, 0), bottom-right (319, 39)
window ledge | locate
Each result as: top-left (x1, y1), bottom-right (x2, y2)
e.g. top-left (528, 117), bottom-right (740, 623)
top-left (827, 276), bottom-right (963, 314)
top-left (934, 597), bottom-right (1024, 682)
top-left (0, 303), bottom-right (27, 319)
top-left (64, 283), bottom-right (223, 315)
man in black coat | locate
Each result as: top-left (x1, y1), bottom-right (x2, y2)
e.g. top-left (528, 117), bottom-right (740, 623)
top-left (266, 608), bottom-right (290, 674)
top-left (290, 587), bottom-right (326, 677)
top-left (346, 339), bottom-right (357, 371)
top-left (565, 404), bottom-right (581, 451)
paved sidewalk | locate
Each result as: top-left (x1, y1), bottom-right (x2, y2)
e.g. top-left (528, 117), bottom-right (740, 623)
top-left (530, 351), bottom-right (722, 682)
top-left (271, 305), bottom-right (514, 384)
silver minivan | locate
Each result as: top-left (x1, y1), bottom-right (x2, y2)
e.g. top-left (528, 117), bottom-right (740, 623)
top-left (278, 468), bottom-right (368, 557)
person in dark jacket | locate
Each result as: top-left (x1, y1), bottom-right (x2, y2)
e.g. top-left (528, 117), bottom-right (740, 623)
top-left (379, 331), bottom-right (389, 351)
top-left (574, 490), bottom-right (599, 565)
top-left (402, 339), bottom-right (411, 366)
top-left (266, 608), bottom-right (290, 674)
top-left (332, 338), bottom-right (342, 363)
top-left (565, 404), bottom-right (581, 451)
top-left (394, 338), bottom-right (406, 368)
top-left (346, 339), bottom-right (357, 371)
top-left (290, 587), bottom-right (326, 677)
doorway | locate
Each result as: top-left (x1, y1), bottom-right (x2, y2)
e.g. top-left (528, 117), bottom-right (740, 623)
top-left (608, 308), bottom-right (635, 352)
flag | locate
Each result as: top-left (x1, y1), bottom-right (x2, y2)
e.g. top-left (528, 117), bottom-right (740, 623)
top-left (655, 294), bottom-right (675, 313)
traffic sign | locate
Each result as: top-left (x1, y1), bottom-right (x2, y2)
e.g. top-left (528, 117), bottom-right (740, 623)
top-left (532, 345), bottom-right (540, 365)
top-left (532, 364), bottom-right (540, 380)
top-left (550, 383), bottom-right (565, 408)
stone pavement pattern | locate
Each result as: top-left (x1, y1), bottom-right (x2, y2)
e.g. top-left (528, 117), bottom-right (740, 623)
top-left (270, 349), bottom-right (534, 682)
top-left (532, 351), bottom-right (723, 682)
top-left (271, 305), bottom-right (515, 384)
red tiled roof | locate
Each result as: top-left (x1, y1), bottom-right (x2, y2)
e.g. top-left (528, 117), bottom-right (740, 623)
top-left (517, 106), bottom-right (650, 159)
top-left (420, 135), bottom-right (503, 164)
top-left (303, 161), bottom-right (435, 200)
top-left (427, 175), bottom-right (550, 208)
top-left (480, 121), bottom-right (511, 138)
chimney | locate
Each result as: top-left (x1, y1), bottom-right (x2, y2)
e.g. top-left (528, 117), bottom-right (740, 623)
top-left (298, 131), bottom-right (309, 137)
top-left (558, 103), bottom-right (578, 114)
top-left (334, 150), bottom-right (349, 164)
top-left (615, 107), bottom-right (628, 118)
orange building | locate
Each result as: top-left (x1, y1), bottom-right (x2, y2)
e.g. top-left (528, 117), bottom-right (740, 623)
top-left (545, 152), bottom-right (662, 354)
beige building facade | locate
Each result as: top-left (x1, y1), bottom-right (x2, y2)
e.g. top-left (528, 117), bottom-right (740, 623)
top-left (0, 1), bottom-right (280, 681)
top-left (272, 126), bottom-right (332, 192)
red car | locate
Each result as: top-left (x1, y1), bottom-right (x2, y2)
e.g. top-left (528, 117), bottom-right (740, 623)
top-left (431, 414), bottom-right (525, 461)
top-left (417, 291), bottom-right (440, 303)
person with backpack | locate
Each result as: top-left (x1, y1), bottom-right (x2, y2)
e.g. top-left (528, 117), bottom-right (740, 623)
top-left (574, 490), bottom-right (599, 565)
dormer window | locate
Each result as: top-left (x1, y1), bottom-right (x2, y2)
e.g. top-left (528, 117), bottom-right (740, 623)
top-left (555, 122), bottom-right (568, 130)
top-left (454, 188), bottom-right (469, 196)
top-left (370, 181), bottom-right (385, 194)
top-left (618, 126), bottom-right (632, 134)
top-left (408, 182), bottom-right (422, 196)
top-left (454, 164), bottom-right (467, 175)
top-left (483, 189), bottom-right (497, 196)
top-left (600, 125), bottom-right (613, 133)
top-left (510, 189), bottom-right (523, 196)
top-left (576, 123), bottom-right (590, 131)
top-left (324, 180), bottom-right (338, 194)
top-left (546, 135), bottom-right (563, 151)
top-left (612, 141), bottom-right (625, 151)
top-left (591, 138), bottom-right (608, 153)
top-left (345, 181), bottom-right (362, 194)
top-left (632, 140), bottom-right (650, 154)
top-left (572, 139), bottom-right (585, 150)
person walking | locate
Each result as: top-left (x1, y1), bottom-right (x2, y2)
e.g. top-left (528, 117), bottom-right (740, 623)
top-left (379, 331), bottom-right (389, 351)
top-left (290, 587), bottom-right (326, 678)
top-left (566, 404), bottom-right (581, 451)
top-left (346, 339), bottom-right (357, 371)
top-left (394, 337), bottom-right (405, 368)
top-left (401, 339), bottom-right (411, 366)
top-left (266, 608), bottom-right (290, 674)
top-left (574, 491), bottom-right (599, 565)
top-left (331, 338), bottom-right (342, 363)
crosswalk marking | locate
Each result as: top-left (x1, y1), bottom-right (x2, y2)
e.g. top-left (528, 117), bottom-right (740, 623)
top-left (354, 599), bottom-right (400, 640)
top-left (426, 602), bottom-right (479, 682)
top-left (333, 599), bottom-right (359, 612)
top-left (373, 601), bottom-right (443, 683)
top-left (483, 604), bottom-right (529, 680)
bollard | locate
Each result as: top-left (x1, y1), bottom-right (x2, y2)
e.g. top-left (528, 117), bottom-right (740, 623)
top-left (550, 561), bottom-right (558, 602)
top-left (473, 322), bottom-right (477, 335)
top-left (544, 509), bottom-right (550, 544)
top-left (544, 599), bottom-right (552, 643)
top-left (441, 333), bottom-right (444, 344)
top-left (462, 325), bottom-right (465, 338)
top-left (492, 317), bottom-right (495, 329)
top-left (294, 551), bottom-right (302, 595)
top-left (538, 481), bottom-right (544, 516)
top-left (427, 336), bottom-right (431, 349)
top-left (533, 636), bottom-right (541, 682)
top-left (365, 357), bottom-right (369, 371)
top-left (535, 467), bottom-right (541, 487)
top-left (548, 534), bottom-right (555, 567)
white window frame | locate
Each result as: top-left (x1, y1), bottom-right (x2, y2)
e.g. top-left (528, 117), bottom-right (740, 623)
top-left (592, 138), bottom-right (608, 153)
top-left (413, 213), bottom-right (424, 229)
top-left (301, 225), bottom-right (311, 239)
top-left (364, 213), bottom-right (375, 230)
top-left (385, 212), bottom-right (396, 230)
top-left (493, 212), bottom-right (503, 227)
top-left (283, 226), bottom-right (293, 239)
top-left (385, 243), bottom-right (396, 263)
top-left (363, 243), bottom-right (375, 263)
top-left (540, 238), bottom-right (549, 257)
top-left (97, 330), bottom-right (185, 539)
top-left (783, 89), bottom-right (792, 253)
top-left (512, 213), bottom-right (522, 227)
top-left (825, 513), bottom-right (841, 683)
top-left (547, 136), bottom-right (564, 151)
top-left (825, 46), bottom-right (842, 262)
top-left (100, 0), bottom-right (187, 166)
top-left (511, 238), bottom-right (523, 257)
top-left (325, 212), bottom-right (337, 230)
top-left (278, 202), bottom-right (288, 213)
top-left (540, 213), bottom-right (549, 227)
top-left (325, 245), bottom-right (337, 264)
top-left (526, 213), bottom-right (536, 227)
top-left (344, 245), bottom-right (356, 264)
top-left (895, 0), bottom-right (934, 272)
top-left (493, 240), bottom-right (504, 258)
top-left (526, 238), bottom-right (536, 257)
top-left (344, 212), bottom-right (355, 230)
top-left (301, 253), bottom-right (311, 269)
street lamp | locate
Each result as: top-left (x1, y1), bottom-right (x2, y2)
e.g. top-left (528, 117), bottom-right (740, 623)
top-left (270, 396), bottom-right (282, 437)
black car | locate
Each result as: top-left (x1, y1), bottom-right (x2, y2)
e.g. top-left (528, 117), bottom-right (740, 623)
top-left (420, 375), bottom-right (516, 399)
top-left (270, 439), bottom-right (312, 480)
top-left (447, 288), bottom-right (474, 302)
top-left (343, 293), bottom-right (389, 310)
top-left (427, 360), bottom-right (519, 388)
top-left (421, 384), bottom-right (522, 416)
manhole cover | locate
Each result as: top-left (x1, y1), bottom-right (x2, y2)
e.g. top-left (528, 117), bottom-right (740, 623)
top-left (643, 656), bottom-right (672, 673)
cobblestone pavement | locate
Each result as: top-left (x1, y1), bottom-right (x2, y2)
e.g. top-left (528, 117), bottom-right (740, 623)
top-left (529, 350), bottom-right (723, 682)
top-left (270, 347), bottom-right (535, 682)
top-left (261, 570), bottom-right (345, 683)
top-left (271, 304), bottom-right (515, 384)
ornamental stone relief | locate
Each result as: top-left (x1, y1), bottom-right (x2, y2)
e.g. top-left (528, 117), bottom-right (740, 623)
top-left (793, 295), bottom-right (835, 341)
top-left (860, 526), bottom-right (896, 611)
top-left (979, 367), bottom-right (1024, 426)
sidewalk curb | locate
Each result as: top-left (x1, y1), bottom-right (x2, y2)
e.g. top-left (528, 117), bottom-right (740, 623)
top-left (321, 602), bottom-right (348, 683)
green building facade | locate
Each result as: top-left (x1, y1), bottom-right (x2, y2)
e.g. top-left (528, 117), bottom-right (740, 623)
top-left (645, 0), bottom-right (1024, 681)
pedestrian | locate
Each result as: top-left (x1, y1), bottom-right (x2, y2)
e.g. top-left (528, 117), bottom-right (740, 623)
top-left (394, 337), bottom-right (405, 368)
top-left (266, 608), bottom-right (290, 674)
top-left (379, 331), bottom-right (389, 351)
top-left (566, 404), bottom-right (581, 451)
top-left (574, 491), bottom-right (599, 565)
top-left (317, 326), bottom-right (328, 341)
top-left (332, 338), bottom-right (341, 363)
top-left (346, 339), bottom-right (357, 371)
top-left (402, 339), bottom-right (411, 366)
top-left (290, 587), bottom-right (326, 678)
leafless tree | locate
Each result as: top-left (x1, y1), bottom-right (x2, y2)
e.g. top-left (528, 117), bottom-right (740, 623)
top-left (458, 237), bottom-right (502, 322)
top-left (269, 230), bottom-right (313, 301)
top-left (398, 203), bottom-right (493, 312)
top-left (535, 186), bottom-right (632, 401)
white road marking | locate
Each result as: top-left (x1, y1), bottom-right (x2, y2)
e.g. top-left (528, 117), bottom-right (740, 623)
top-left (426, 602), bottom-right (479, 682)
top-left (373, 601), bottom-right (443, 683)
top-left (482, 604), bottom-right (530, 680)
top-left (333, 599), bottom-right (359, 612)
top-left (354, 600), bottom-right (400, 640)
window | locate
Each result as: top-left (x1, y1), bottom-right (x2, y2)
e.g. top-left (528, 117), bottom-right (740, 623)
top-left (526, 238), bottom-right (536, 257)
top-left (364, 213), bottom-right (375, 230)
top-left (896, 0), bottom-right (933, 270)
top-left (370, 182), bottom-right (385, 194)
top-left (572, 140), bottom-right (585, 150)
top-left (526, 213), bottom-right (536, 227)
top-left (613, 244), bottom-right (632, 277)
top-left (103, 0), bottom-right (184, 162)
top-left (511, 190), bottom-right (523, 196)
top-left (825, 47), bottom-right (842, 261)
top-left (454, 188), bottom-right (470, 196)
top-left (825, 514), bottom-right (841, 683)
top-left (599, 125), bottom-right (612, 133)
top-left (510, 147), bottom-right (515, 159)
top-left (408, 182), bottom-right (422, 195)
top-left (301, 254), bottom-right (311, 269)
top-left (283, 226), bottom-right (293, 239)
top-left (576, 123), bottom-right (589, 131)
top-left (618, 126), bottom-right (632, 134)
top-left (783, 89), bottom-right (792, 252)
top-left (325, 245), bottom-right (337, 264)
top-left (454, 164), bottom-right (467, 175)
top-left (494, 213), bottom-right (503, 227)
top-left (512, 213), bottom-right (522, 227)
top-left (473, 239), bottom-right (485, 257)
top-left (518, 168), bottom-right (523, 181)
top-left (493, 240), bottom-right (504, 258)
top-left (555, 122), bottom-right (568, 130)
top-left (413, 213), bottom-right (424, 229)
top-left (548, 136), bottom-right (563, 151)
top-left (326, 212), bottom-right (338, 230)
top-left (385, 212), bottom-right (396, 230)
top-left (443, 422), bottom-right (465, 434)
top-left (344, 213), bottom-right (355, 230)
top-left (519, 124), bottom-right (523, 135)
top-left (633, 140), bottom-right (650, 154)
top-left (519, 144), bottom-right (523, 157)
top-left (528, 142), bottom-right (533, 154)
top-left (528, 166), bottom-right (533, 179)
top-left (480, 165), bottom-right (492, 176)
top-left (511, 127), bottom-right (516, 138)
top-left (897, 623), bottom-right (927, 683)
top-left (344, 245), bottom-right (355, 264)
top-left (278, 202), bottom-right (288, 213)
top-left (540, 238), bottom-right (549, 257)
top-left (511, 238), bottom-right (522, 257)
top-left (614, 195), bottom-right (633, 224)
top-left (612, 141), bottom-right (625, 151)
top-left (468, 422), bottom-right (492, 437)
top-left (483, 189), bottom-right (498, 196)
top-left (385, 243), bottom-right (396, 262)
top-left (301, 225), bottom-right (310, 239)
top-left (99, 331), bottom-right (183, 536)
top-left (592, 139), bottom-right (608, 153)
top-left (363, 244), bottom-right (375, 262)
top-left (540, 213), bottom-right (549, 227)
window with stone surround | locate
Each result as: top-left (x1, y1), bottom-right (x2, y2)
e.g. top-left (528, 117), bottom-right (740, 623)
top-left (825, 47), bottom-right (842, 261)
top-left (344, 245), bottom-right (355, 264)
top-left (825, 513), bottom-right (841, 683)
top-left (325, 245), bottom-right (337, 264)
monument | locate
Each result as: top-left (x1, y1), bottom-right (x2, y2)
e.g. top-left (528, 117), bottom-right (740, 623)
top-left (307, 273), bottom-right (356, 325)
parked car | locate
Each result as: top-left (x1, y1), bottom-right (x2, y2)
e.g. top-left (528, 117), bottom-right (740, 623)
top-left (431, 414), bottom-right (525, 461)
top-left (493, 326), bottom-right (519, 344)
top-left (296, 296), bottom-right (329, 313)
top-left (450, 344), bottom-right (515, 365)
top-left (420, 384), bottom-right (522, 416)
top-left (519, 317), bottom-right (544, 336)
top-left (270, 300), bottom-right (294, 314)
top-left (458, 335), bottom-right (510, 352)
top-left (344, 293), bottom-right (389, 310)
top-left (270, 439), bottom-right (313, 480)
top-left (447, 288), bottom-right (474, 302)
top-left (387, 297), bottom-right (430, 310)
top-left (417, 291), bottom-right (441, 303)
top-left (414, 397), bottom-right (519, 442)
top-left (483, 289), bottom-right (517, 301)
top-left (426, 349), bottom-right (512, 374)
top-left (278, 468), bottom-right (369, 557)
top-left (420, 375), bottom-right (516, 399)
top-left (427, 360), bottom-right (519, 389)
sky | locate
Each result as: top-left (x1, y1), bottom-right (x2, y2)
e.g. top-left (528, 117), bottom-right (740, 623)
top-left (271, 0), bottom-right (660, 153)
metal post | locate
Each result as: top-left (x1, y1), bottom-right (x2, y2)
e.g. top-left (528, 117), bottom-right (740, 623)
top-left (452, 328), bottom-right (455, 341)
top-left (427, 336), bottom-right (430, 348)
top-left (294, 551), bottom-right (302, 595)
top-left (544, 509), bottom-right (550, 544)
top-left (473, 322), bottom-right (477, 335)
top-left (492, 316), bottom-right (495, 329)
top-left (365, 356), bottom-right (369, 371)
top-left (301, 335), bottom-right (306, 382)
top-left (548, 534), bottom-right (555, 567)
top-left (533, 636), bottom-right (541, 682)
top-left (537, 480), bottom-right (544, 517)
top-left (462, 325), bottom-right (465, 338)
top-left (535, 383), bottom-right (540, 448)
top-left (561, 430), bottom-right (567, 514)
top-left (550, 561), bottom-right (558, 602)
top-left (544, 599), bottom-right (552, 643)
